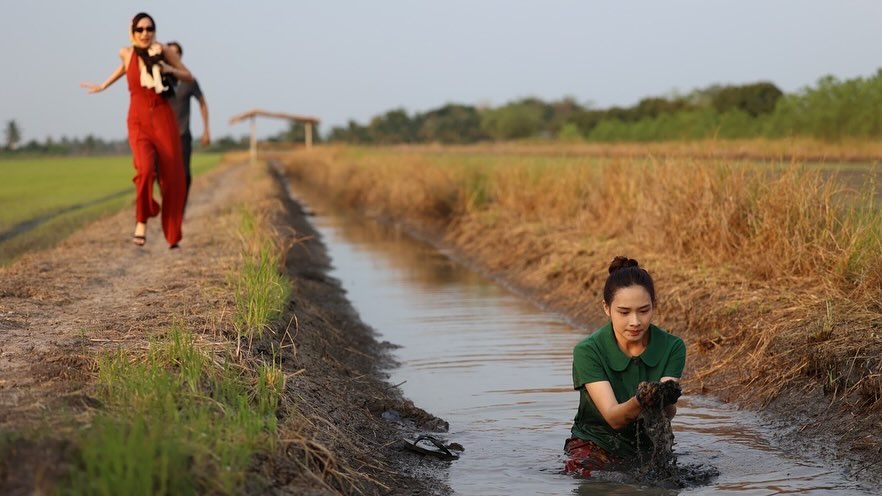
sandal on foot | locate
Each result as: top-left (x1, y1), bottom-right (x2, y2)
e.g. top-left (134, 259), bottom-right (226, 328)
top-left (133, 235), bottom-right (146, 246)
top-left (401, 435), bottom-right (459, 460)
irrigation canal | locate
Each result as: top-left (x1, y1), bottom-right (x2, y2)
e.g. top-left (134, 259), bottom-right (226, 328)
top-left (282, 170), bottom-right (874, 496)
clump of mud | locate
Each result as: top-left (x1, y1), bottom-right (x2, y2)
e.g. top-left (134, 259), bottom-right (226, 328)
top-left (633, 381), bottom-right (719, 488)
top-left (636, 381), bottom-right (679, 478)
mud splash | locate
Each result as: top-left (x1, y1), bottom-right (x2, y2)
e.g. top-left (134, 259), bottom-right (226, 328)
top-left (634, 381), bottom-right (719, 488)
top-left (636, 381), bottom-right (679, 478)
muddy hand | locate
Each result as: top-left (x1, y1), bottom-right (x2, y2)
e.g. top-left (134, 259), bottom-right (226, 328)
top-left (660, 380), bottom-right (682, 406)
top-left (636, 381), bottom-right (661, 407)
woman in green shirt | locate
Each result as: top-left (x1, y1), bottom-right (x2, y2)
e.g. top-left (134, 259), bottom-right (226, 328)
top-left (564, 256), bottom-right (686, 477)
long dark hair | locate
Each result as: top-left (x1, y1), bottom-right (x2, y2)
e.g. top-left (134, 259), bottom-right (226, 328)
top-left (602, 256), bottom-right (656, 305)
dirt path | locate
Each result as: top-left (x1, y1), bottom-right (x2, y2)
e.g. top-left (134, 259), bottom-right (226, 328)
top-left (0, 160), bottom-right (449, 494)
top-left (0, 162), bottom-right (243, 427)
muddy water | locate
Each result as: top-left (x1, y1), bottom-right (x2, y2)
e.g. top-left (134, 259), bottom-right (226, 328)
top-left (285, 183), bottom-right (873, 495)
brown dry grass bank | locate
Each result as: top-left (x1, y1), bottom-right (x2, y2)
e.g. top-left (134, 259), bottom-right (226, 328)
top-left (275, 144), bottom-right (882, 474)
top-left (401, 138), bottom-right (882, 164)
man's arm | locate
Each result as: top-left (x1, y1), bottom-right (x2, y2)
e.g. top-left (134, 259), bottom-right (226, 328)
top-left (197, 93), bottom-right (210, 145)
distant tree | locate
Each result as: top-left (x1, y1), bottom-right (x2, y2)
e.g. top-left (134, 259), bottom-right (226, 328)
top-left (21, 139), bottom-right (45, 153)
top-left (557, 122), bottom-right (584, 141)
top-left (328, 120), bottom-right (372, 144)
top-left (481, 100), bottom-right (545, 140)
top-left (5, 120), bottom-right (21, 150)
top-left (567, 108), bottom-right (606, 136)
top-left (634, 97), bottom-right (689, 119)
top-left (547, 97), bottom-right (585, 134)
top-left (368, 109), bottom-right (417, 144)
top-left (418, 104), bottom-right (486, 144)
top-left (280, 120), bottom-right (322, 144)
top-left (685, 85), bottom-right (723, 109)
top-left (712, 82), bottom-right (783, 117)
top-left (82, 134), bottom-right (98, 154)
top-left (604, 105), bottom-right (636, 123)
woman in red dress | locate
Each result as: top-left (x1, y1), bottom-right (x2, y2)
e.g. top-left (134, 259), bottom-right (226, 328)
top-left (82, 12), bottom-right (191, 248)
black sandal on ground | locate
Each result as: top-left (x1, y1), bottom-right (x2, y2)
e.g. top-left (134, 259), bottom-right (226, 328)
top-left (401, 435), bottom-right (460, 460)
top-left (133, 235), bottom-right (146, 246)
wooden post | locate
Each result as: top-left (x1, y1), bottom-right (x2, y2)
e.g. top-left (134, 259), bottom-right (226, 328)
top-left (249, 116), bottom-right (257, 165)
top-left (230, 110), bottom-right (320, 159)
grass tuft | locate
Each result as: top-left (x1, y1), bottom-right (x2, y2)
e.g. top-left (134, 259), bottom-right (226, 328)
top-left (70, 328), bottom-right (281, 495)
top-left (233, 209), bottom-right (292, 351)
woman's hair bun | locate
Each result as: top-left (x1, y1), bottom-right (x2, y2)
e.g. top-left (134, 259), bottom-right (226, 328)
top-left (608, 256), bottom-right (639, 274)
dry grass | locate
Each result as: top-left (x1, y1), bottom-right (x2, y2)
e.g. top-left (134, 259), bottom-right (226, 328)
top-left (277, 144), bottom-right (882, 424)
top-left (404, 138), bottom-right (882, 163)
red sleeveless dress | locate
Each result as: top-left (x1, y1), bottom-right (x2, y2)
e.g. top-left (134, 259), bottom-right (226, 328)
top-left (125, 49), bottom-right (185, 246)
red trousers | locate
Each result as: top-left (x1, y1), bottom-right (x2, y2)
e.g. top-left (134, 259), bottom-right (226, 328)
top-left (564, 437), bottom-right (618, 478)
top-left (127, 102), bottom-right (185, 246)
top-left (125, 52), bottom-right (185, 246)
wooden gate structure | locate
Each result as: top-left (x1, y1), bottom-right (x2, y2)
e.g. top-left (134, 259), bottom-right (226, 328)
top-left (229, 109), bottom-right (320, 164)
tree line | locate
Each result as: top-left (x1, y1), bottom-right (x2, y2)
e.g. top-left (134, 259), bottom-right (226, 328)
top-left (6, 68), bottom-right (882, 155)
top-left (2, 121), bottom-right (130, 155)
top-left (1, 119), bottom-right (251, 156)
top-left (327, 69), bottom-right (882, 144)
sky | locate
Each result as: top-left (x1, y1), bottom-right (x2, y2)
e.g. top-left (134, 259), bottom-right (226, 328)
top-left (2, 1), bottom-right (882, 142)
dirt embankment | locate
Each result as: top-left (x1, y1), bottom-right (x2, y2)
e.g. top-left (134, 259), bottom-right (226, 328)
top-left (277, 148), bottom-right (882, 487)
top-left (0, 159), bottom-right (451, 494)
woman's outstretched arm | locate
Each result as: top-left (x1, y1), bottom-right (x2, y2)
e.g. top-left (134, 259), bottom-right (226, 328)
top-left (81, 48), bottom-right (128, 93)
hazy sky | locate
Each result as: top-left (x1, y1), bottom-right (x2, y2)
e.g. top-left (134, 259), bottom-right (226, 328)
top-left (3, 1), bottom-right (882, 142)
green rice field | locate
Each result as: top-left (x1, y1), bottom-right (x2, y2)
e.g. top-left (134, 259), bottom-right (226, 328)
top-left (0, 154), bottom-right (222, 264)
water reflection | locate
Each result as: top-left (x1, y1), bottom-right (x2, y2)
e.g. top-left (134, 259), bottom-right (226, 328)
top-left (575, 481), bottom-right (678, 496)
top-left (285, 176), bottom-right (874, 496)
top-left (329, 216), bottom-right (482, 288)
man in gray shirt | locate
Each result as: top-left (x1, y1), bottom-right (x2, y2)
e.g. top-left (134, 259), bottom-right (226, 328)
top-left (166, 41), bottom-right (210, 208)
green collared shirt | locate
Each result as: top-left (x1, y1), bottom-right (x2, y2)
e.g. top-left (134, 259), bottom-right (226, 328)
top-left (571, 322), bottom-right (686, 459)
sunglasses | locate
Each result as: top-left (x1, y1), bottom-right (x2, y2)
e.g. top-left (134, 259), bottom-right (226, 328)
top-left (133, 26), bottom-right (155, 33)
